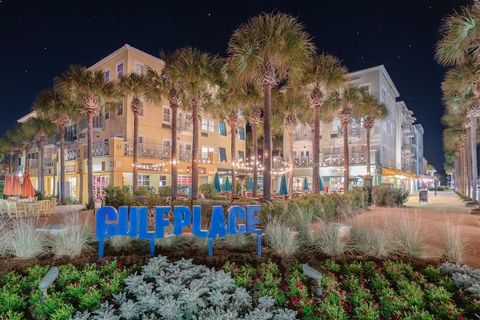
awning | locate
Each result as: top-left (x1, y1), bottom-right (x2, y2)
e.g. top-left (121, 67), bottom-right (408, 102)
top-left (382, 167), bottom-right (418, 179)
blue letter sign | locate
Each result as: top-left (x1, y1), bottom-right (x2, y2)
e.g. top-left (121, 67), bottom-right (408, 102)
top-left (96, 205), bottom-right (262, 258)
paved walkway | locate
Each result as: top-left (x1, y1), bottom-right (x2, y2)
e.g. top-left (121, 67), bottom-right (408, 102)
top-left (345, 191), bottom-right (480, 268)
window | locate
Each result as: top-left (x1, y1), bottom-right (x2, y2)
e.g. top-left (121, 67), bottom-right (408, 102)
top-left (65, 124), bottom-right (77, 141)
top-left (117, 102), bottom-right (123, 116)
top-left (135, 62), bottom-right (147, 75)
top-left (201, 118), bottom-right (215, 132)
top-left (238, 127), bottom-right (245, 140)
top-left (162, 139), bottom-right (171, 151)
top-left (178, 175), bottom-right (192, 186)
top-left (238, 150), bottom-right (245, 160)
top-left (163, 107), bottom-right (171, 123)
top-left (332, 117), bottom-right (340, 134)
top-left (201, 146), bottom-right (214, 161)
top-left (139, 136), bottom-right (144, 144)
top-left (104, 70), bottom-right (110, 82)
top-left (139, 175), bottom-right (150, 187)
top-left (159, 175), bottom-right (167, 187)
top-left (218, 147), bottom-right (227, 162)
top-left (218, 120), bottom-right (227, 136)
top-left (116, 63), bottom-right (124, 78)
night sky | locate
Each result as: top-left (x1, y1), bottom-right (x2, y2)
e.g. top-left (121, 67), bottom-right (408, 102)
top-left (0, 0), bottom-right (470, 170)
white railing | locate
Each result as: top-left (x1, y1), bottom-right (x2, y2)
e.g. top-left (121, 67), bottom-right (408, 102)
top-left (93, 142), bottom-right (110, 157)
top-left (124, 143), bottom-right (170, 160)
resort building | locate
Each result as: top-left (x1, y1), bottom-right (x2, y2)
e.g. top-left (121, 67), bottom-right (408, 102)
top-left (284, 65), bottom-right (425, 193)
top-left (17, 44), bottom-right (247, 203)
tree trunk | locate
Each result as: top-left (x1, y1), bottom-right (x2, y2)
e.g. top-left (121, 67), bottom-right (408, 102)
top-left (312, 105), bottom-right (320, 193)
top-left (252, 124), bottom-right (258, 198)
top-left (263, 84), bottom-right (272, 201)
top-left (366, 128), bottom-right (371, 176)
top-left (87, 114), bottom-right (94, 206)
top-left (466, 134), bottom-right (472, 199)
top-left (471, 119), bottom-right (478, 202)
top-left (171, 104), bottom-right (178, 200)
top-left (191, 99), bottom-right (199, 200)
top-left (133, 111), bottom-right (139, 191)
top-left (8, 153), bottom-right (13, 174)
top-left (231, 122), bottom-right (237, 196)
top-left (287, 129), bottom-right (294, 195)
top-left (343, 123), bottom-right (350, 192)
top-left (38, 143), bottom-right (44, 197)
top-left (24, 146), bottom-right (29, 172)
top-left (59, 127), bottom-right (65, 203)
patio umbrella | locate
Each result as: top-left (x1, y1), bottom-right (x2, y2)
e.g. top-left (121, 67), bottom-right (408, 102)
top-left (278, 174), bottom-right (288, 196)
top-left (303, 177), bottom-right (309, 192)
top-left (11, 175), bottom-right (21, 196)
top-left (247, 177), bottom-right (254, 191)
top-left (224, 176), bottom-right (231, 192)
top-left (213, 172), bottom-right (221, 192)
top-left (21, 172), bottom-right (36, 198)
top-left (319, 177), bottom-right (324, 192)
top-left (3, 174), bottom-right (12, 196)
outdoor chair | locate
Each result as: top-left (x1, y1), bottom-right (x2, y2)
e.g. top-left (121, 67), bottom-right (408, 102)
top-left (7, 201), bottom-right (27, 218)
top-left (38, 200), bottom-right (50, 215)
top-left (0, 200), bottom-right (8, 215)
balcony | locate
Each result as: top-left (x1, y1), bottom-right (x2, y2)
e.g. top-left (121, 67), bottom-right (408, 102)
top-left (176, 118), bottom-right (192, 132)
top-left (293, 152), bottom-right (369, 168)
top-left (124, 143), bottom-right (170, 160)
top-left (93, 142), bottom-right (110, 157)
top-left (294, 157), bottom-right (314, 167)
top-left (66, 149), bottom-right (80, 161)
top-left (179, 151), bottom-right (192, 162)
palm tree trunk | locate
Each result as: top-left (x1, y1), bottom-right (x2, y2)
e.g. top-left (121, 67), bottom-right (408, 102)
top-left (471, 119), bottom-right (478, 202)
top-left (38, 143), bottom-right (44, 197)
top-left (466, 135), bottom-right (471, 199)
top-left (312, 105), bottom-right (320, 193)
top-left (171, 104), bottom-right (178, 200)
top-left (343, 123), bottom-right (350, 192)
top-left (8, 153), bottom-right (12, 174)
top-left (287, 130), bottom-right (294, 195)
top-left (133, 111), bottom-right (139, 191)
top-left (191, 98), bottom-right (199, 200)
top-left (87, 114), bottom-right (94, 206)
top-left (252, 124), bottom-right (258, 198)
top-left (231, 122), bottom-right (237, 196)
top-left (25, 146), bottom-right (29, 172)
top-left (366, 128), bottom-right (371, 176)
top-left (263, 84), bottom-right (272, 201)
top-left (59, 126), bottom-right (65, 203)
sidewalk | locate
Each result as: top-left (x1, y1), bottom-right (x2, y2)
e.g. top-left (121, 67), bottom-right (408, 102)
top-left (405, 190), bottom-right (471, 212)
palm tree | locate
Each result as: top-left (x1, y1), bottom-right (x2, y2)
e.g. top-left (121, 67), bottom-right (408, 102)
top-left (227, 13), bottom-right (315, 201)
top-left (170, 48), bottom-right (222, 199)
top-left (33, 89), bottom-right (78, 202)
top-left (144, 54), bottom-right (183, 200)
top-left (56, 65), bottom-right (113, 205)
top-left (22, 118), bottom-right (56, 197)
top-left (116, 72), bottom-right (147, 191)
top-left (302, 54), bottom-right (348, 193)
top-left (353, 92), bottom-right (388, 176)
top-left (338, 84), bottom-right (364, 192)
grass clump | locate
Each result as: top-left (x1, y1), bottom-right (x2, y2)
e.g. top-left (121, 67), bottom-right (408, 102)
top-left (349, 222), bottom-right (392, 258)
top-left (396, 215), bottom-right (425, 258)
top-left (8, 218), bottom-right (45, 259)
top-left (52, 213), bottom-right (91, 258)
top-left (314, 220), bottom-right (345, 256)
top-left (442, 221), bottom-right (465, 263)
top-left (265, 218), bottom-right (298, 256)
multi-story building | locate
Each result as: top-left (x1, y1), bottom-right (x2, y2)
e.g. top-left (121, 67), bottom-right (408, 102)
top-left (17, 44), bottom-right (246, 203)
top-left (284, 65), bottom-right (424, 192)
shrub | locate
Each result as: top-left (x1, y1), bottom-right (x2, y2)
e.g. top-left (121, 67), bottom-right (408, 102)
top-left (108, 236), bottom-right (132, 252)
top-left (442, 222), bottom-right (465, 263)
top-left (372, 185), bottom-right (408, 207)
top-left (0, 218), bottom-right (9, 256)
top-left (349, 223), bottom-right (393, 257)
top-left (441, 262), bottom-right (480, 298)
top-left (265, 218), bottom-right (298, 256)
top-left (8, 219), bottom-right (45, 259)
top-left (52, 213), bottom-right (91, 258)
top-left (158, 186), bottom-right (172, 197)
top-left (314, 220), bottom-right (345, 256)
top-left (222, 233), bottom-right (252, 250)
top-left (287, 204), bottom-right (315, 246)
top-left (72, 257), bottom-right (296, 319)
top-left (396, 215), bottom-right (425, 257)
top-left (104, 186), bottom-right (134, 208)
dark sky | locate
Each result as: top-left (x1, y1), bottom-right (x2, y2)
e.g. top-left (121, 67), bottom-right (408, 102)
top-left (0, 0), bottom-right (469, 170)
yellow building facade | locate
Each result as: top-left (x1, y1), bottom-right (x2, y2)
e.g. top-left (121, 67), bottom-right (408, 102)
top-left (20, 44), bottom-right (246, 203)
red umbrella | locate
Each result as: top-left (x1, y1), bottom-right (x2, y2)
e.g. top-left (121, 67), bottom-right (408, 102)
top-left (21, 172), bottom-right (36, 198)
top-left (11, 175), bottom-right (21, 196)
top-left (3, 174), bottom-right (12, 196)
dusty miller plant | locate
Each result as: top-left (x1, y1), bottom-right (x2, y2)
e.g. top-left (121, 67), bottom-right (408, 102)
top-left (441, 262), bottom-right (480, 298)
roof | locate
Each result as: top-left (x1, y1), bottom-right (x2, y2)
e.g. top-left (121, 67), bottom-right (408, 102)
top-left (88, 44), bottom-right (165, 70)
top-left (17, 111), bottom-right (37, 123)
top-left (349, 65), bottom-right (400, 98)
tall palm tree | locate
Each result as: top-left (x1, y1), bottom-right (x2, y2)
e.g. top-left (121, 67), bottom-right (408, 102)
top-left (353, 92), bottom-right (388, 176)
top-left (22, 118), bottom-right (56, 197)
top-left (338, 84), bottom-right (364, 192)
top-left (302, 54), bottom-right (348, 193)
top-left (170, 47), bottom-right (222, 199)
top-left (227, 13), bottom-right (315, 201)
top-left (116, 72), bottom-right (147, 191)
top-left (33, 89), bottom-right (78, 202)
top-left (144, 54), bottom-right (183, 200)
top-left (56, 65), bottom-right (113, 205)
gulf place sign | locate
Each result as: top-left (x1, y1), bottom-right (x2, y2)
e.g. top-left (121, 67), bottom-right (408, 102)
top-left (96, 205), bottom-right (262, 258)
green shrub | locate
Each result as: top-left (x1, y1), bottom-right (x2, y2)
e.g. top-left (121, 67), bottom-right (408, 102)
top-left (104, 186), bottom-right (134, 208)
top-left (199, 183), bottom-right (218, 198)
top-left (372, 186), bottom-right (408, 207)
top-left (158, 186), bottom-right (172, 197)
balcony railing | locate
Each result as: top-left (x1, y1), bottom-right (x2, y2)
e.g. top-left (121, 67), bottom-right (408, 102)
top-left (294, 157), bottom-right (314, 167)
top-left (66, 149), bottom-right (80, 161)
top-left (93, 142), bottom-right (110, 157)
top-left (124, 143), bottom-right (170, 160)
top-left (179, 151), bottom-right (192, 162)
top-left (292, 152), bottom-right (369, 168)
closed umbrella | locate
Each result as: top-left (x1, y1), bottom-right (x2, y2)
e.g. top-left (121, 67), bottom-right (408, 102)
top-left (278, 175), bottom-right (288, 196)
top-left (12, 175), bottom-right (21, 196)
top-left (247, 177), bottom-right (254, 191)
top-left (21, 172), bottom-right (36, 198)
top-left (224, 176), bottom-right (231, 192)
top-left (3, 175), bottom-right (12, 196)
top-left (319, 177), bottom-right (324, 192)
top-left (303, 177), bottom-right (309, 192)
top-left (213, 172), bottom-right (221, 192)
